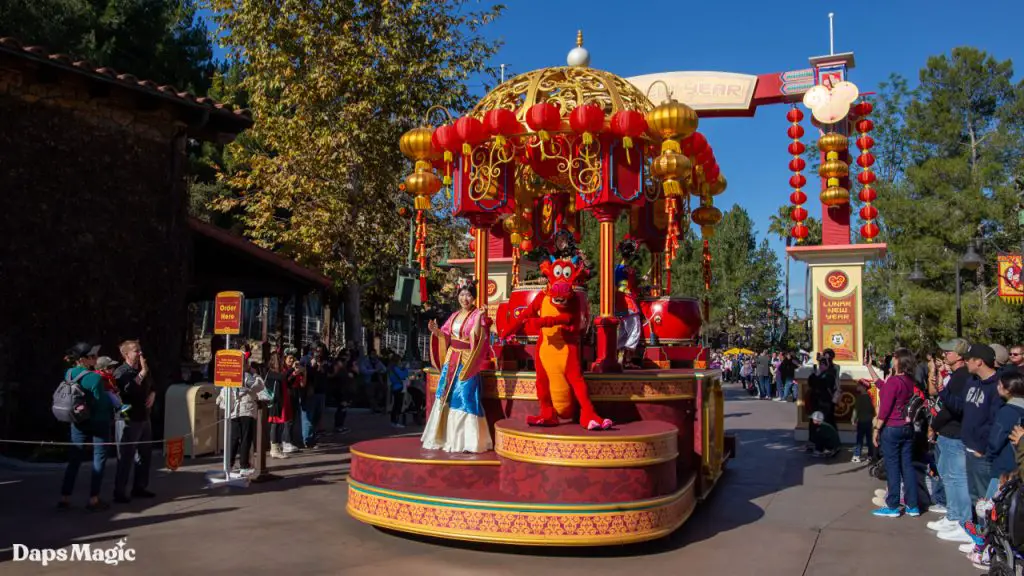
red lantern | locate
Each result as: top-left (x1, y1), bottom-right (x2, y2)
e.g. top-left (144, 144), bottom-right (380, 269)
top-left (860, 205), bottom-right (878, 220)
top-left (520, 238), bottom-right (534, 252)
top-left (856, 135), bottom-right (875, 150)
top-left (787, 124), bottom-right (805, 139)
top-left (791, 206), bottom-right (808, 222)
top-left (610, 110), bottom-right (647, 162)
top-left (526, 102), bottom-right (562, 141)
top-left (857, 153), bottom-right (876, 168)
top-left (695, 146), bottom-right (714, 166)
top-left (483, 109), bottom-right (521, 146)
top-left (856, 119), bottom-right (874, 133)
top-left (854, 101), bottom-right (874, 116)
top-left (790, 190), bottom-right (807, 205)
top-left (859, 186), bottom-right (877, 203)
top-left (788, 141), bottom-right (806, 155)
top-left (860, 222), bottom-right (879, 240)
top-left (703, 162), bottom-right (720, 184)
top-left (786, 108), bottom-right (804, 122)
top-left (791, 224), bottom-right (809, 240)
top-left (455, 116), bottom-right (487, 156)
top-left (789, 158), bottom-right (806, 172)
top-left (569, 104), bottom-right (605, 146)
top-left (789, 174), bottom-right (807, 188)
top-left (681, 132), bottom-right (708, 157)
top-left (432, 125), bottom-right (462, 159)
top-left (857, 170), bottom-right (876, 185)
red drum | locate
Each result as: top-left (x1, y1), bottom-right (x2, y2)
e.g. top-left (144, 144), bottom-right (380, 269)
top-left (641, 297), bottom-right (702, 344)
top-left (496, 286), bottom-right (590, 341)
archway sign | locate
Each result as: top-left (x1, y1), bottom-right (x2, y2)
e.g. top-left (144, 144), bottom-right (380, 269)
top-left (628, 52), bottom-right (887, 443)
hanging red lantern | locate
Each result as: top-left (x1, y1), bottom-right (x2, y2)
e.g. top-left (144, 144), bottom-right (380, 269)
top-left (789, 158), bottom-right (806, 172)
top-left (859, 186), bottom-right (877, 203)
top-left (787, 124), bottom-right (805, 139)
top-left (789, 174), bottom-right (807, 188)
top-left (454, 116), bottom-right (487, 156)
top-left (786, 108), bottom-right (804, 123)
top-left (788, 141), bottom-right (806, 155)
top-left (857, 170), bottom-right (876, 185)
top-left (526, 102), bottom-right (562, 141)
top-left (703, 162), bottom-right (720, 184)
top-left (856, 135), bottom-right (875, 150)
top-left (791, 224), bottom-right (809, 240)
top-left (856, 119), bottom-right (874, 133)
top-left (520, 237), bottom-right (534, 252)
top-left (483, 109), bottom-right (521, 147)
top-left (569, 103), bottom-right (605, 146)
top-left (791, 206), bottom-right (808, 222)
top-left (695, 146), bottom-right (714, 166)
top-left (857, 152), bottom-right (876, 168)
top-left (681, 132), bottom-right (708, 157)
top-left (860, 205), bottom-right (878, 220)
top-left (610, 110), bottom-right (648, 162)
top-left (790, 189), bottom-right (807, 205)
top-left (854, 101), bottom-right (874, 116)
top-left (860, 222), bottom-right (879, 240)
top-left (787, 106), bottom-right (808, 242)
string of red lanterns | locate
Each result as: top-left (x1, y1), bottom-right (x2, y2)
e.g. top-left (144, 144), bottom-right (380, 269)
top-left (787, 107), bottom-right (809, 242)
top-left (854, 100), bottom-right (879, 241)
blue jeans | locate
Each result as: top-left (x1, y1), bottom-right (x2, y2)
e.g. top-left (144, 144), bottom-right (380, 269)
top-left (61, 423), bottom-right (110, 498)
top-left (779, 378), bottom-right (795, 400)
top-left (301, 393), bottom-right (326, 445)
top-left (936, 436), bottom-right (971, 523)
top-left (882, 425), bottom-right (919, 510)
top-left (758, 375), bottom-right (771, 398)
top-left (854, 421), bottom-right (874, 459)
top-left (966, 452), bottom-right (994, 503)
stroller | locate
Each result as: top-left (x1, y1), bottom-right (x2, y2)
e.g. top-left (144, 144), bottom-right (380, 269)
top-left (985, 477), bottom-right (1024, 576)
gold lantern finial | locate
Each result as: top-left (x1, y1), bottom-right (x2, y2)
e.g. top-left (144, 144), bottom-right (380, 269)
top-left (576, 30), bottom-right (584, 47)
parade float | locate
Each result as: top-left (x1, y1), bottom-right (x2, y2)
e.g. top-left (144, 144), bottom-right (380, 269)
top-left (345, 33), bottom-right (734, 547)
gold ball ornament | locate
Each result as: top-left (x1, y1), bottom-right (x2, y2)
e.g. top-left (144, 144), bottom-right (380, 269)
top-left (399, 126), bottom-right (436, 161)
top-left (645, 99), bottom-right (698, 142)
top-left (651, 152), bottom-right (692, 197)
top-left (691, 204), bottom-right (722, 237)
top-left (819, 158), bottom-right (849, 180)
top-left (404, 171), bottom-right (442, 210)
top-left (820, 186), bottom-right (850, 206)
top-left (708, 174), bottom-right (727, 196)
top-left (817, 132), bottom-right (849, 153)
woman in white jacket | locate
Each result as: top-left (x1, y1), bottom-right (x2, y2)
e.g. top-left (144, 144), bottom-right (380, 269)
top-left (217, 366), bottom-right (265, 476)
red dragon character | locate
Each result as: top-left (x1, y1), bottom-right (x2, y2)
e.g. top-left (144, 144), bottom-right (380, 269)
top-left (503, 256), bottom-right (613, 430)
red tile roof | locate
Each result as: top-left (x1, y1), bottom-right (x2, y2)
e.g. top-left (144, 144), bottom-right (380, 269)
top-left (0, 36), bottom-right (252, 127)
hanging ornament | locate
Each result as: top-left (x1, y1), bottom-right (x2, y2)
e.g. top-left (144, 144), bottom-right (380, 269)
top-left (610, 110), bottom-right (648, 163)
top-left (569, 103), bottom-right (605, 147)
top-left (454, 116), bottom-right (487, 157)
top-left (483, 109), bottom-right (521, 148)
top-left (786, 107), bottom-right (809, 242)
top-left (431, 124), bottom-right (462, 187)
top-left (854, 100), bottom-right (878, 241)
top-left (817, 132), bottom-right (850, 207)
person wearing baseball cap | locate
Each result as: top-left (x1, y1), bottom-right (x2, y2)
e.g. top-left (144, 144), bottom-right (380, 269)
top-left (58, 342), bottom-right (115, 511)
top-left (929, 337), bottom-right (974, 536)
top-left (936, 343), bottom-right (1002, 545)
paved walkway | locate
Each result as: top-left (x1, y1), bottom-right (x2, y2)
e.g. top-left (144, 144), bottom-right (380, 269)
top-left (0, 386), bottom-right (970, 575)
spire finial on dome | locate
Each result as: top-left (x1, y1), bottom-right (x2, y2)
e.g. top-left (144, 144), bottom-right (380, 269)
top-left (567, 30), bottom-right (590, 68)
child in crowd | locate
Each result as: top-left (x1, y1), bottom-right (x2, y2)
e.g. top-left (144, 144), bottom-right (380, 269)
top-left (852, 380), bottom-right (876, 463)
top-left (809, 411), bottom-right (841, 458)
top-left (95, 356), bottom-right (130, 418)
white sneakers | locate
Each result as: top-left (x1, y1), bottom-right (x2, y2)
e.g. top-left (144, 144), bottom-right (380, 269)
top-left (927, 517), bottom-right (958, 532)
top-left (874, 489), bottom-right (887, 499)
top-left (282, 443), bottom-right (300, 454)
top-left (937, 525), bottom-right (974, 544)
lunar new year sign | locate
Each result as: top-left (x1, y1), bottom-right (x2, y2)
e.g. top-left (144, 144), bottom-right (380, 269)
top-left (817, 287), bottom-right (857, 362)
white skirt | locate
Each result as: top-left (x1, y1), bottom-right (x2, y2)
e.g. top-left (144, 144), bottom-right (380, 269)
top-left (420, 402), bottom-right (493, 454)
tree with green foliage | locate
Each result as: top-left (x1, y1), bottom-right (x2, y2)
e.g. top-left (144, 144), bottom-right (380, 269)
top-left (0, 0), bottom-right (215, 93)
top-left (863, 47), bottom-right (1024, 352)
top-left (206, 0), bottom-right (504, 341)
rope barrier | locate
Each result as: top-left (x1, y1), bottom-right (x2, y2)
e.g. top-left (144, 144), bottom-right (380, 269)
top-left (0, 417), bottom-right (230, 447)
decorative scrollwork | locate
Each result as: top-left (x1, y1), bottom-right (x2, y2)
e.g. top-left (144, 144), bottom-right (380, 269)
top-left (569, 139), bottom-right (602, 196)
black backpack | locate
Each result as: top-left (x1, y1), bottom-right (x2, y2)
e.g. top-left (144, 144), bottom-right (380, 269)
top-left (53, 369), bottom-right (91, 424)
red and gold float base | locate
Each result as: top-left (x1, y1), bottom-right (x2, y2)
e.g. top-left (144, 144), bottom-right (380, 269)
top-left (346, 369), bottom-right (733, 546)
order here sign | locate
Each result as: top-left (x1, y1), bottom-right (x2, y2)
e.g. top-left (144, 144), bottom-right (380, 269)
top-left (214, 291), bottom-right (244, 335)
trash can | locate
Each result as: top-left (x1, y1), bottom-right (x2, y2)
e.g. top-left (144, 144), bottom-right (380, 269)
top-left (164, 383), bottom-right (223, 457)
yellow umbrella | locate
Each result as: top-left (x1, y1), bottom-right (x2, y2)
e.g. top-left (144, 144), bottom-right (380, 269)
top-left (723, 347), bottom-right (755, 356)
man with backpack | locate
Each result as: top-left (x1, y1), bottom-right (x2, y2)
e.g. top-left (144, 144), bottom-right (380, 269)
top-left (56, 342), bottom-right (115, 511)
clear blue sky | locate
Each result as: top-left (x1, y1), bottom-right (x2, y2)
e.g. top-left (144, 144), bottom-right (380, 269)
top-left (201, 0), bottom-right (1024, 311)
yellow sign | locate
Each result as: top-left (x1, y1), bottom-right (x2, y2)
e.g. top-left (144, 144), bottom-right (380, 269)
top-left (214, 291), bottom-right (244, 335)
top-left (214, 350), bottom-right (245, 388)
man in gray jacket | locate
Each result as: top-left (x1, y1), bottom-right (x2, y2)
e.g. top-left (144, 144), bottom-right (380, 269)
top-left (756, 351), bottom-right (773, 400)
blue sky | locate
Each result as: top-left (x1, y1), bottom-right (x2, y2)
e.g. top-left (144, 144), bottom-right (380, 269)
top-left (201, 0), bottom-right (1024, 310)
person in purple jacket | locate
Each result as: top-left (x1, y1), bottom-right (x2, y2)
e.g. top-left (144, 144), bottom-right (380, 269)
top-left (872, 348), bottom-right (921, 518)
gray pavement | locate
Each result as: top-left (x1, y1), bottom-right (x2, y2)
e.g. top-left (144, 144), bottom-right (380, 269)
top-left (0, 387), bottom-right (972, 575)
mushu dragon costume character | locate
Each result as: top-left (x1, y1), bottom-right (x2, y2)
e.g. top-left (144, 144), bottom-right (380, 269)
top-left (502, 256), bottom-right (613, 431)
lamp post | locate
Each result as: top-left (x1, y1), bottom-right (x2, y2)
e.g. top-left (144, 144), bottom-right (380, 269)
top-left (956, 241), bottom-right (984, 337)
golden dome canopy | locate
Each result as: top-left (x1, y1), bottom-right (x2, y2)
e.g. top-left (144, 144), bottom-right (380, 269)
top-left (469, 66), bottom-right (653, 122)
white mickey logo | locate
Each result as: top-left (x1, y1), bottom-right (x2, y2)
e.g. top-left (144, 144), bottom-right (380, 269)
top-left (802, 81), bottom-right (860, 125)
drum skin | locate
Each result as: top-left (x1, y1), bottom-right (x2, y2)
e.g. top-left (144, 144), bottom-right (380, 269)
top-left (496, 286), bottom-right (590, 339)
top-left (641, 297), bottom-right (701, 343)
